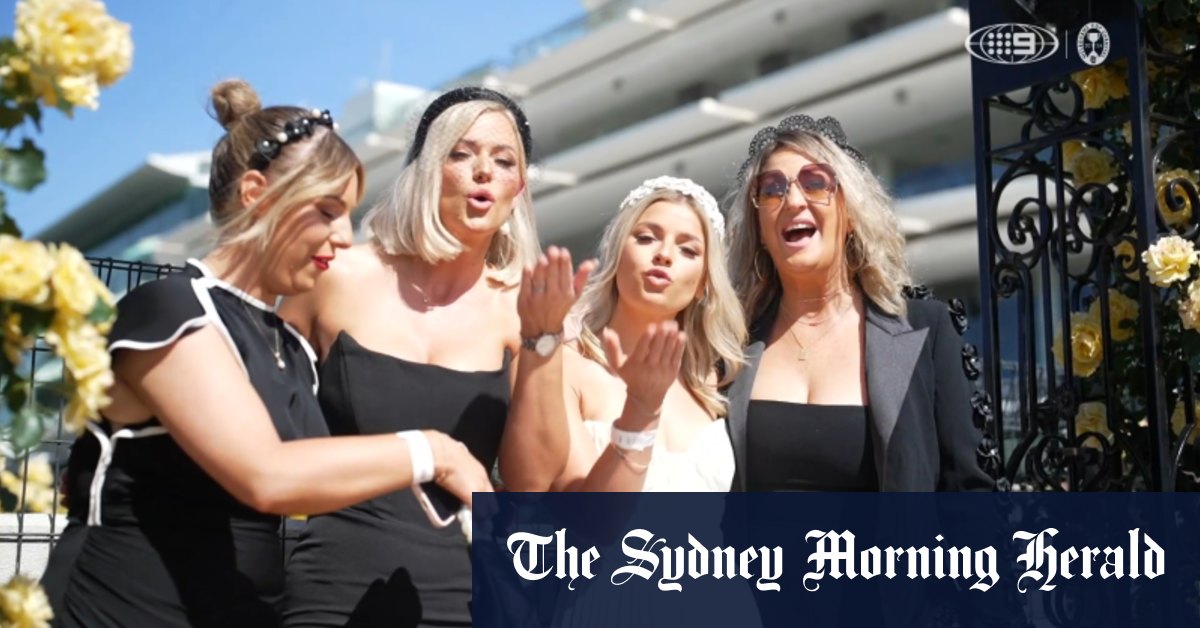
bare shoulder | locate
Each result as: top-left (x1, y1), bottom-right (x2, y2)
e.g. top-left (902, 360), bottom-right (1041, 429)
top-left (488, 274), bottom-right (522, 347)
top-left (328, 243), bottom-right (382, 282)
top-left (281, 244), bottom-right (382, 344)
top-left (563, 340), bottom-right (611, 387)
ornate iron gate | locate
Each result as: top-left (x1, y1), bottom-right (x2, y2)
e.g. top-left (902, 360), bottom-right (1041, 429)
top-left (970, 0), bottom-right (1197, 491)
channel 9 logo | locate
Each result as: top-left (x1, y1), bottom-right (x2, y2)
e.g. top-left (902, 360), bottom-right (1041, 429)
top-left (965, 23), bottom-right (1059, 65)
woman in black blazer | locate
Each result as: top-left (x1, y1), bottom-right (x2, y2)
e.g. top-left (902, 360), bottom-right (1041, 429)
top-left (722, 114), bottom-right (993, 492)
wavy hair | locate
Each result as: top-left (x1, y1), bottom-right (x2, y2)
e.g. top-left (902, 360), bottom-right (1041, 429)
top-left (575, 188), bottom-right (746, 418)
top-left (362, 99), bottom-right (538, 286)
top-left (725, 131), bottom-right (911, 324)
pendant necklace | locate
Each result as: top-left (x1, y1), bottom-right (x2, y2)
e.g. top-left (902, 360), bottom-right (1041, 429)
top-left (781, 294), bottom-right (852, 362)
top-left (241, 300), bottom-right (285, 370)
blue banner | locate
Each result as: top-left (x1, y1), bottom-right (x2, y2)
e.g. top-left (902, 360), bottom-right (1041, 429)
top-left (471, 493), bottom-right (1200, 627)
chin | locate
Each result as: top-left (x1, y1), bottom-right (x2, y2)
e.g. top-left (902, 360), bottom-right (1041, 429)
top-left (629, 292), bottom-right (689, 318)
top-left (283, 272), bottom-right (318, 296)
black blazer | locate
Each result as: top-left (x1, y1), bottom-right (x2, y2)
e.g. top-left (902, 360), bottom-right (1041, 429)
top-left (726, 297), bottom-right (994, 492)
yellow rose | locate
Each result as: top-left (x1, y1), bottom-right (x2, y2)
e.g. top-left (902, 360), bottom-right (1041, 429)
top-left (8, 0), bottom-right (133, 109)
top-left (55, 73), bottom-right (100, 110)
top-left (1053, 312), bottom-right (1104, 377)
top-left (1113, 240), bottom-right (1140, 280)
top-left (65, 368), bottom-right (113, 432)
top-left (1062, 140), bottom-right (1084, 165)
top-left (1156, 168), bottom-right (1198, 229)
top-left (1068, 147), bottom-right (1116, 187)
top-left (1180, 281), bottom-right (1200, 332)
top-left (1088, 289), bottom-right (1138, 342)
top-left (94, 19), bottom-right (132, 87)
top-left (1071, 66), bottom-right (1129, 110)
top-left (0, 235), bottom-right (55, 307)
top-left (50, 243), bottom-right (112, 321)
top-left (1171, 400), bottom-right (1200, 445)
top-left (2, 313), bottom-right (32, 365)
top-left (1142, 235), bottom-right (1198, 288)
top-left (47, 316), bottom-right (110, 376)
top-left (0, 575), bottom-right (53, 628)
top-left (1074, 401), bottom-right (1111, 446)
top-left (45, 313), bottom-right (113, 430)
top-left (1105, 65), bottom-right (1130, 101)
top-left (0, 457), bottom-right (55, 514)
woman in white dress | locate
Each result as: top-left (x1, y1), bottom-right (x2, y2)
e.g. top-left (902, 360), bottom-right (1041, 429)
top-left (550, 176), bottom-right (746, 492)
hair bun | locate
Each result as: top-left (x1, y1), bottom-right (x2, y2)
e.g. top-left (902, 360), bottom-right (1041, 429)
top-left (209, 79), bottom-right (262, 130)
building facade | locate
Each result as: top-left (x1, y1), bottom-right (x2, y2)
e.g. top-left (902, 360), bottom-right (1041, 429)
top-left (43, 0), bottom-right (1014, 341)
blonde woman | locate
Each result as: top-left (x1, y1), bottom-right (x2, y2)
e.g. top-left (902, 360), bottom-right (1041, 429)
top-left (723, 114), bottom-right (992, 492)
top-left (41, 80), bottom-right (491, 628)
top-left (550, 176), bottom-right (746, 493)
top-left (281, 87), bottom-right (590, 627)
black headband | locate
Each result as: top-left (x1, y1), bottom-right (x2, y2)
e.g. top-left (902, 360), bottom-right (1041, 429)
top-left (405, 86), bottom-right (533, 165)
top-left (735, 114), bottom-right (868, 183)
top-left (252, 108), bottom-right (336, 167)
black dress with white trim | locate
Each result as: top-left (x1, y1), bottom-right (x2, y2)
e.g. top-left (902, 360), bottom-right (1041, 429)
top-left (41, 259), bottom-right (328, 628)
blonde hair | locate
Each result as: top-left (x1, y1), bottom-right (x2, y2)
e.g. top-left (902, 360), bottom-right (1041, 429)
top-left (206, 79), bottom-right (364, 249)
top-left (362, 100), bottom-right (539, 286)
top-left (726, 131), bottom-right (911, 324)
top-left (575, 189), bottom-right (746, 418)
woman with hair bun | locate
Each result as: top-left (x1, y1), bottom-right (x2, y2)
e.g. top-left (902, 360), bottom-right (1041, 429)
top-left (40, 79), bottom-right (492, 628)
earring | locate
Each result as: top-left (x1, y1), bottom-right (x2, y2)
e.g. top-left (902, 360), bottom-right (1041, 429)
top-left (846, 231), bottom-right (866, 272)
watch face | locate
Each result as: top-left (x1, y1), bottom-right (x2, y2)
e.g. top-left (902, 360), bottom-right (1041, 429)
top-left (535, 334), bottom-right (557, 356)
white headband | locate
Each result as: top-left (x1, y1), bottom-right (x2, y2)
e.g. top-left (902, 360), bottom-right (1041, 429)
top-left (618, 176), bottom-right (725, 239)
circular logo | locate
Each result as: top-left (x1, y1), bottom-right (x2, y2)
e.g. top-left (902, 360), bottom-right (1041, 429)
top-left (964, 23), bottom-right (1059, 65)
top-left (1077, 22), bottom-right (1110, 66)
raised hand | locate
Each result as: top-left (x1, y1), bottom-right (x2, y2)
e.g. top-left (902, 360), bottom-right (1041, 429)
top-left (518, 246), bottom-right (596, 338)
top-left (601, 321), bottom-right (687, 422)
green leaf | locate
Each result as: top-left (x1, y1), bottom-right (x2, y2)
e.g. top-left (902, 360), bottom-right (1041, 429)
top-left (0, 38), bottom-right (18, 62)
top-left (19, 102), bottom-right (41, 133)
top-left (0, 212), bottom-right (19, 238)
top-left (0, 139), bottom-right (46, 191)
top-left (1184, 331), bottom-right (1200, 373)
top-left (1, 376), bottom-right (29, 414)
top-left (0, 105), bottom-right (22, 131)
top-left (14, 305), bottom-right (53, 337)
top-left (87, 299), bottom-right (115, 327)
top-left (1166, 0), bottom-right (1189, 21)
top-left (8, 405), bottom-right (46, 452)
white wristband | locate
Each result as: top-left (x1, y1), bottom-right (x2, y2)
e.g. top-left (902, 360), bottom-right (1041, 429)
top-left (611, 425), bottom-right (657, 452)
top-left (396, 430), bottom-right (436, 484)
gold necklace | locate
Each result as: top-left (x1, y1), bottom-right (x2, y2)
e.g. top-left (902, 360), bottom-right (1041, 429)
top-left (241, 301), bottom-right (285, 370)
top-left (409, 280), bottom-right (438, 309)
top-left (780, 295), bottom-right (853, 362)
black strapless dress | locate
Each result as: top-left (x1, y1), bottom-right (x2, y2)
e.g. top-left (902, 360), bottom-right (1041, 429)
top-left (41, 259), bottom-right (328, 628)
top-left (283, 331), bottom-right (510, 628)
top-left (745, 400), bottom-right (877, 491)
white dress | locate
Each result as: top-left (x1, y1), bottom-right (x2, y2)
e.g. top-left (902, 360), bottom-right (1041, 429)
top-left (548, 420), bottom-right (759, 627)
top-left (582, 418), bottom-right (734, 491)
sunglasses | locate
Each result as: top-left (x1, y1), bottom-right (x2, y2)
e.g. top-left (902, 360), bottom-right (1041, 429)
top-left (752, 163), bottom-right (838, 211)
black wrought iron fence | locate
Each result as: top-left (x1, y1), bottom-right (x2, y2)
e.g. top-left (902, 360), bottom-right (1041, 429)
top-left (0, 258), bottom-right (181, 578)
top-left (969, 1), bottom-right (1198, 491)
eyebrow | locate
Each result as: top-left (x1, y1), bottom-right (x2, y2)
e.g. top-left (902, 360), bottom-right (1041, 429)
top-left (634, 222), bottom-right (703, 244)
top-left (457, 139), bottom-right (517, 153)
top-left (318, 195), bottom-right (348, 208)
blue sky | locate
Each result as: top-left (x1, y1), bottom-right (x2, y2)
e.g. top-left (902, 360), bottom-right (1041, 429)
top-left (0, 0), bottom-right (585, 236)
